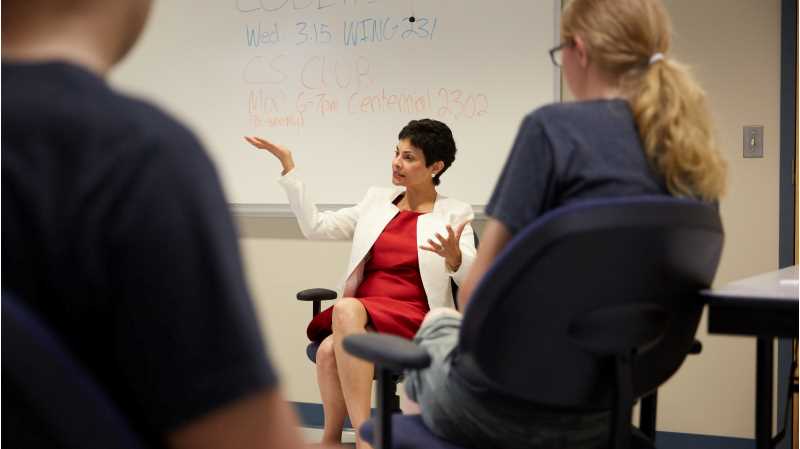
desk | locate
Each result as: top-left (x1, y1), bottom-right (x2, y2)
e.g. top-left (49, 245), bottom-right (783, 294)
top-left (704, 265), bottom-right (799, 449)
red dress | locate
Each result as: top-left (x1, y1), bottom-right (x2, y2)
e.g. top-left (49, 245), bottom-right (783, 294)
top-left (306, 211), bottom-right (430, 341)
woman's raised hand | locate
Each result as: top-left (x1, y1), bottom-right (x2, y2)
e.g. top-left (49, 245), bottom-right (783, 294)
top-left (420, 221), bottom-right (471, 272)
top-left (244, 136), bottom-right (295, 175)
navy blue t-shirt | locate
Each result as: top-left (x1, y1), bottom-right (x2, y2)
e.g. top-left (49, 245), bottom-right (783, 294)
top-left (486, 99), bottom-right (668, 234)
top-left (2, 62), bottom-right (277, 446)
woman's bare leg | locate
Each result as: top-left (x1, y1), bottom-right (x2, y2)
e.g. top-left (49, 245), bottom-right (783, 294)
top-left (315, 335), bottom-right (347, 444)
top-left (331, 298), bottom-right (375, 449)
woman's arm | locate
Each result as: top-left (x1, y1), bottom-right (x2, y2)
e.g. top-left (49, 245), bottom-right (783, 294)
top-left (448, 221), bottom-right (476, 286)
top-left (246, 136), bottom-right (362, 240)
top-left (277, 170), bottom-right (364, 240)
top-left (419, 204), bottom-right (477, 289)
top-left (245, 136), bottom-right (294, 175)
top-left (456, 218), bottom-right (512, 311)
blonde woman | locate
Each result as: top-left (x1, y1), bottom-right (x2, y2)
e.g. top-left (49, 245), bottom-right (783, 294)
top-left (405, 1), bottom-right (727, 448)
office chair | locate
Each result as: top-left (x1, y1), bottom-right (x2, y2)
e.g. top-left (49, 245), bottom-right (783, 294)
top-left (2, 292), bottom-right (147, 449)
top-left (297, 232), bottom-right (479, 414)
top-left (344, 196), bottom-right (724, 449)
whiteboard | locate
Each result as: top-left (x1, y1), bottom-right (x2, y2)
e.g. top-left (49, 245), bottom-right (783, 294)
top-left (111, 0), bottom-right (560, 206)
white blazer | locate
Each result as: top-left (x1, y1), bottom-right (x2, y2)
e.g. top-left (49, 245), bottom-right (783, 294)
top-left (278, 169), bottom-right (476, 310)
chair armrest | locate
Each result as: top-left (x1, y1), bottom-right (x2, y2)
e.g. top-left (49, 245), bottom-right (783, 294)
top-left (296, 288), bottom-right (337, 301)
top-left (343, 334), bottom-right (431, 371)
top-left (297, 288), bottom-right (337, 317)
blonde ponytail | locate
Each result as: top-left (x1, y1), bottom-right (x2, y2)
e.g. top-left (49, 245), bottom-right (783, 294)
top-left (562, 0), bottom-right (727, 201)
top-left (628, 58), bottom-right (727, 201)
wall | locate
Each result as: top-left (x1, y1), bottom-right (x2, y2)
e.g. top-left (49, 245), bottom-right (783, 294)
top-left (238, 216), bottom-right (350, 404)
top-left (657, 0), bottom-right (781, 438)
top-left (235, 0), bottom-right (782, 439)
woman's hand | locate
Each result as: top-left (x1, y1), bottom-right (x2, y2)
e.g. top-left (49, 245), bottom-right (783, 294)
top-left (244, 136), bottom-right (295, 175)
top-left (420, 221), bottom-right (471, 272)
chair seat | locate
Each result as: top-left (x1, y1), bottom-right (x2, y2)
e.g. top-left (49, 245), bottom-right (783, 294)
top-left (360, 414), bottom-right (656, 449)
top-left (306, 341), bottom-right (320, 363)
top-left (360, 415), bottom-right (467, 449)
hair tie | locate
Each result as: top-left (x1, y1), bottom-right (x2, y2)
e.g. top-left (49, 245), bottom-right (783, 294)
top-left (649, 53), bottom-right (665, 65)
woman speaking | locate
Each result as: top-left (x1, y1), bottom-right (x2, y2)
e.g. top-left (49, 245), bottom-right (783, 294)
top-left (245, 119), bottom-right (475, 449)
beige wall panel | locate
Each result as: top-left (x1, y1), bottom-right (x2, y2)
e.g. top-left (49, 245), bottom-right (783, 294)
top-left (238, 216), bottom-right (352, 402)
top-left (656, 0), bottom-right (781, 438)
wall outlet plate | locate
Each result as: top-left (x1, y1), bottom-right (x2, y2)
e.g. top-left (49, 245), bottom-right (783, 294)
top-left (743, 125), bottom-right (764, 158)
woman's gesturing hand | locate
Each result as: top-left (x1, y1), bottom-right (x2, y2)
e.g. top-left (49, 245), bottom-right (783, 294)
top-left (420, 221), bottom-right (471, 272)
top-left (244, 136), bottom-right (295, 175)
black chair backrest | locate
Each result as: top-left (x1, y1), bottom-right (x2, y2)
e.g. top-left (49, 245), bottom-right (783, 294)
top-left (456, 196), bottom-right (723, 410)
top-left (2, 292), bottom-right (147, 449)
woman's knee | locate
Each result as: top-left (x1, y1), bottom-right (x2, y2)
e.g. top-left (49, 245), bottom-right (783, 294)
top-left (316, 336), bottom-right (336, 369)
top-left (331, 297), bottom-right (367, 332)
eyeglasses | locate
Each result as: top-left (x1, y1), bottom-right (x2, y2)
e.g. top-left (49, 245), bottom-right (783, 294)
top-left (548, 40), bottom-right (574, 67)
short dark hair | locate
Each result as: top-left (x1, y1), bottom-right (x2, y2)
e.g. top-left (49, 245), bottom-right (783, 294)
top-left (398, 119), bottom-right (457, 186)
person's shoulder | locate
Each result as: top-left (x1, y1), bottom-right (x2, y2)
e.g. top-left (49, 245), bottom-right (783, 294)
top-left (513, 104), bottom-right (562, 136)
top-left (84, 90), bottom-right (226, 213)
top-left (525, 101), bottom-right (577, 124)
top-left (363, 186), bottom-right (403, 202)
top-left (111, 93), bottom-right (203, 155)
top-left (4, 61), bottom-right (214, 186)
top-left (8, 61), bottom-right (202, 155)
top-left (99, 90), bottom-right (222, 190)
top-left (529, 99), bottom-right (632, 129)
top-left (436, 195), bottom-right (474, 219)
top-left (437, 195), bottom-right (471, 211)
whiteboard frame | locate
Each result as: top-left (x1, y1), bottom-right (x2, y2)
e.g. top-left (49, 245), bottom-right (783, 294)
top-left (231, 0), bottom-right (563, 218)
